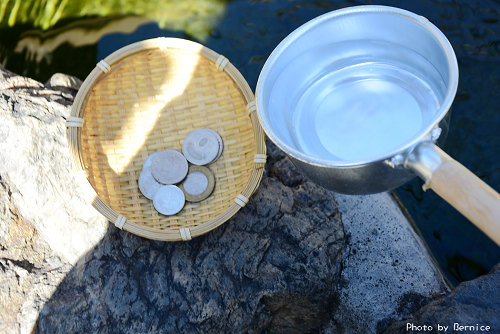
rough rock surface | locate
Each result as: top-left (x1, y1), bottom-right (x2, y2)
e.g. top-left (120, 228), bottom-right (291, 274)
top-left (0, 66), bottom-right (345, 333)
top-left (35, 176), bottom-right (345, 333)
top-left (0, 68), bottom-right (109, 266)
top-left (44, 73), bottom-right (82, 92)
top-left (333, 193), bottom-right (449, 333)
top-left (382, 263), bottom-right (500, 333)
top-left (2, 67), bottom-right (496, 334)
top-left (0, 68), bottom-right (108, 333)
top-left (266, 144), bottom-right (451, 334)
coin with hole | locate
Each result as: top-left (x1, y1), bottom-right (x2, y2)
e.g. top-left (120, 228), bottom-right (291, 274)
top-left (151, 149), bottom-right (189, 184)
top-left (180, 165), bottom-right (215, 202)
top-left (182, 129), bottom-right (220, 165)
top-left (153, 185), bottom-right (185, 215)
top-left (138, 167), bottom-right (162, 200)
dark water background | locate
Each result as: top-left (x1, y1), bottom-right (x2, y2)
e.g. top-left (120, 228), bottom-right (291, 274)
top-left (1, 0), bottom-right (499, 286)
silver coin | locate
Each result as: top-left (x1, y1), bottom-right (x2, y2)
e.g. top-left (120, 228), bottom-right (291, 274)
top-left (207, 129), bottom-right (223, 164)
top-left (180, 165), bottom-right (216, 202)
top-left (183, 172), bottom-right (208, 196)
top-left (138, 168), bottom-right (162, 200)
top-left (182, 129), bottom-right (220, 165)
top-left (151, 149), bottom-right (189, 184)
top-left (153, 185), bottom-right (185, 215)
top-left (142, 151), bottom-right (162, 171)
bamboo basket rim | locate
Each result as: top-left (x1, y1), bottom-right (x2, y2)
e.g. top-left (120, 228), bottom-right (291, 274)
top-left (67, 37), bottom-right (266, 241)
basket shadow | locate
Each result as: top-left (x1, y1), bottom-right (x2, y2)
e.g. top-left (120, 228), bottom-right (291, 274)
top-left (32, 211), bottom-right (231, 332)
top-left (34, 174), bottom-right (344, 333)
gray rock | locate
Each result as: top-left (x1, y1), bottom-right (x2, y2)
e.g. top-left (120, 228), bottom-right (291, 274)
top-left (0, 66), bottom-right (108, 333)
top-left (333, 193), bottom-right (449, 334)
top-left (0, 67), bottom-right (108, 266)
top-left (0, 66), bottom-right (452, 334)
top-left (45, 73), bottom-right (83, 91)
top-left (265, 118), bottom-right (449, 334)
top-left (382, 263), bottom-right (500, 333)
top-left (34, 170), bottom-right (345, 333)
top-left (1, 65), bottom-right (346, 333)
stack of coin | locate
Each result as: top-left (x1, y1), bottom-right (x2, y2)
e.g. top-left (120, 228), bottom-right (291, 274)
top-left (138, 128), bottom-right (223, 216)
top-left (138, 151), bottom-right (162, 200)
top-left (138, 149), bottom-right (188, 215)
top-left (151, 149), bottom-right (189, 185)
top-left (182, 129), bottom-right (223, 165)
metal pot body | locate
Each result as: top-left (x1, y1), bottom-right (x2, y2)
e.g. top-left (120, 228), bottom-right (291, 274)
top-left (256, 6), bottom-right (458, 194)
top-left (290, 113), bottom-right (449, 194)
top-left (290, 156), bottom-right (412, 194)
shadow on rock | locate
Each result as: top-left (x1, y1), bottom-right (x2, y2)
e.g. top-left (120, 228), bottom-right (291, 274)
top-left (35, 153), bottom-right (345, 333)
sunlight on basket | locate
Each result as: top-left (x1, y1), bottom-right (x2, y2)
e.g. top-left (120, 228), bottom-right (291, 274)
top-left (67, 37), bottom-right (266, 241)
top-left (102, 52), bottom-right (199, 175)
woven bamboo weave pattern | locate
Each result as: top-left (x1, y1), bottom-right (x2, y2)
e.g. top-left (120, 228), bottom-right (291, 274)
top-left (68, 38), bottom-right (265, 241)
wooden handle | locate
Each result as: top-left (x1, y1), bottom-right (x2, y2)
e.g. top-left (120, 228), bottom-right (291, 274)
top-left (423, 146), bottom-right (500, 246)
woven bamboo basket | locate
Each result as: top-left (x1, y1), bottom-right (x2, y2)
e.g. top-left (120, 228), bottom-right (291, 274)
top-left (67, 37), bottom-right (266, 241)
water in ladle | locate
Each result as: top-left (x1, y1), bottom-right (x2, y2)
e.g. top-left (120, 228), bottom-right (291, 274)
top-left (287, 41), bottom-right (445, 162)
